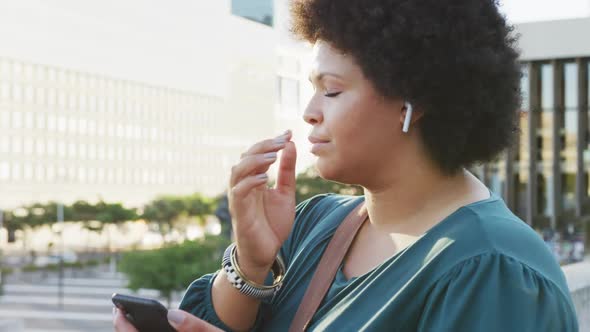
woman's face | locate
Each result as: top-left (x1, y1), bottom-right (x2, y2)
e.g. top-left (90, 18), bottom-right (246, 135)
top-left (304, 41), bottom-right (408, 187)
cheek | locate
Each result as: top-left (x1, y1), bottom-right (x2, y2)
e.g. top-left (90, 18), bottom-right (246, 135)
top-left (331, 95), bottom-right (396, 143)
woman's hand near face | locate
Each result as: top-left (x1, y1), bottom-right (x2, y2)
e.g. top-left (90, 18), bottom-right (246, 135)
top-left (228, 130), bottom-right (297, 280)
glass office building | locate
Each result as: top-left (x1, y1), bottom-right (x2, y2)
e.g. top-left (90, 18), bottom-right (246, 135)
top-left (476, 18), bottom-right (590, 234)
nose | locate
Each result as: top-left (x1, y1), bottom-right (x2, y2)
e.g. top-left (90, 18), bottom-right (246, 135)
top-left (303, 95), bottom-right (323, 125)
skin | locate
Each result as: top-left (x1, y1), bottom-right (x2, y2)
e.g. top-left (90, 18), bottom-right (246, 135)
top-left (113, 40), bottom-right (490, 331)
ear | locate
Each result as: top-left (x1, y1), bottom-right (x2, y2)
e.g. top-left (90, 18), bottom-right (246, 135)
top-left (399, 103), bottom-right (423, 128)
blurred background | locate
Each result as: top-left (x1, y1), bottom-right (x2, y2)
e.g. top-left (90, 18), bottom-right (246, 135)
top-left (0, 0), bottom-right (589, 331)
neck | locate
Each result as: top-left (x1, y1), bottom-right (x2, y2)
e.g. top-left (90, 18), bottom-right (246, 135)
top-left (363, 167), bottom-right (483, 235)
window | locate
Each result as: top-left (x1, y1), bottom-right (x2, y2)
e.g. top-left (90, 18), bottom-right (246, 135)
top-left (47, 165), bottom-right (56, 181)
top-left (68, 142), bottom-right (76, 158)
top-left (36, 113), bottom-right (45, 129)
top-left (48, 114), bottom-right (57, 131)
top-left (0, 162), bottom-right (9, 180)
top-left (12, 138), bottom-right (21, 154)
top-left (97, 168), bottom-right (105, 182)
top-left (47, 89), bottom-right (56, 106)
top-left (79, 119), bottom-right (88, 135)
top-left (35, 165), bottom-right (44, 181)
top-left (0, 136), bottom-right (8, 153)
top-left (0, 62), bottom-right (10, 78)
top-left (68, 118), bottom-right (77, 134)
top-left (24, 64), bottom-right (33, 80)
top-left (13, 63), bottom-right (22, 77)
top-left (88, 167), bottom-right (96, 183)
top-left (13, 84), bottom-right (22, 101)
top-left (88, 120), bottom-right (96, 136)
top-left (24, 112), bottom-right (34, 129)
top-left (88, 144), bottom-right (96, 160)
top-left (79, 144), bottom-right (87, 159)
top-left (78, 167), bottom-right (86, 183)
top-left (0, 111), bottom-right (9, 127)
top-left (232, 0), bottom-right (273, 26)
top-left (36, 140), bottom-right (45, 155)
top-left (58, 116), bottom-right (67, 132)
top-left (541, 64), bottom-right (554, 111)
top-left (58, 141), bottom-right (66, 157)
top-left (47, 139), bottom-right (56, 156)
top-left (36, 87), bottom-right (46, 105)
top-left (12, 162), bottom-right (21, 180)
top-left (24, 138), bottom-right (33, 155)
top-left (24, 163), bottom-right (33, 180)
top-left (12, 111), bottom-right (22, 128)
top-left (538, 63), bottom-right (554, 216)
top-left (25, 86), bottom-right (34, 103)
top-left (58, 92), bottom-right (66, 107)
top-left (1, 83), bottom-right (9, 100)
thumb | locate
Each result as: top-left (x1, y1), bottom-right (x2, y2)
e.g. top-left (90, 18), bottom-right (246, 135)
top-left (276, 140), bottom-right (297, 194)
top-left (167, 309), bottom-right (224, 332)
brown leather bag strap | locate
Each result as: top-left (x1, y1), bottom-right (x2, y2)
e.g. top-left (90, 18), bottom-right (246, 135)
top-left (288, 201), bottom-right (367, 332)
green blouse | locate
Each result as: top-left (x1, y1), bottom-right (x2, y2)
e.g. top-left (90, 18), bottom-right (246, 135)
top-left (180, 193), bottom-right (578, 331)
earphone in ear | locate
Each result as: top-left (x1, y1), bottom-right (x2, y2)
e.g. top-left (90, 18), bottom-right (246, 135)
top-left (402, 102), bottom-right (413, 133)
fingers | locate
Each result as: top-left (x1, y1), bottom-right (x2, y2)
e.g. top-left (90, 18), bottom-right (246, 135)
top-left (167, 309), bottom-right (224, 332)
top-left (241, 130), bottom-right (291, 158)
top-left (229, 153), bottom-right (277, 188)
top-left (113, 308), bottom-right (138, 332)
top-left (275, 141), bottom-right (297, 194)
top-left (230, 173), bottom-right (269, 199)
top-left (229, 130), bottom-right (292, 189)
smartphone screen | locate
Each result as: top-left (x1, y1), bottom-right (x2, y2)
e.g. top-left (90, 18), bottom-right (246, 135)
top-left (112, 293), bottom-right (176, 332)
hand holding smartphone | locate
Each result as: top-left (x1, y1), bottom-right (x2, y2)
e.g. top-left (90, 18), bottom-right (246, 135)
top-left (112, 293), bottom-right (176, 332)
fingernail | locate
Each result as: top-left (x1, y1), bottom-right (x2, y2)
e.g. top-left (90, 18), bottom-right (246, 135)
top-left (273, 137), bottom-right (287, 145)
top-left (264, 152), bottom-right (277, 159)
top-left (256, 173), bottom-right (268, 180)
top-left (167, 310), bottom-right (185, 326)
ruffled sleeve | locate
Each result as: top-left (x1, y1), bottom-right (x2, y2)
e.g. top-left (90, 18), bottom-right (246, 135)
top-left (178, 272), bottom-right (234, 331)
top-left (418, 252), bottom-right (578, 332)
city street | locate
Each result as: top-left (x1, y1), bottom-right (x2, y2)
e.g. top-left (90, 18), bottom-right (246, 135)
top-left (0, 266), bottom-right (181, 332)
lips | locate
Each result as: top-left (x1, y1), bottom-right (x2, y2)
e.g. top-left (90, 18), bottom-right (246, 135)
top-left (308, 136), bottom-right (330, 155)
top-left (308, 136), bottom-right (330, 144)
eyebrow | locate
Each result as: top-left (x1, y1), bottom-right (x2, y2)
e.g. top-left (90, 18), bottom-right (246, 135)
top-left (308, 72), bottom-right (345, 83)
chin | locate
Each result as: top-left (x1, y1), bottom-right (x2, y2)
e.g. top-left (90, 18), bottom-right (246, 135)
top-left (315, 159), bottom-right (350, 184)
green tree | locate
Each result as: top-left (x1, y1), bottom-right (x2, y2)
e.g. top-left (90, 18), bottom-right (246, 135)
top-left (142, 196), bottom-right (186, 239)
top-left (118, 236), bottom-right (227, 306)
top-left (295, 167), bottom-right (363, 203)
top-left (184, 194), bottom-right (213, 225)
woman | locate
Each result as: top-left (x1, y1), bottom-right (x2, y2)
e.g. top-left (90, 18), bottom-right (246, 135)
top-left (114, 0), bottom-right (578, 331)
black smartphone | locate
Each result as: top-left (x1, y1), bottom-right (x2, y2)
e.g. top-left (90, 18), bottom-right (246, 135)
top-left (112, 293), bottom-right (176, 332)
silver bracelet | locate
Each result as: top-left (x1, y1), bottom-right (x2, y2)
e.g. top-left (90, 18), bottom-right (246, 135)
top-left (222, 243), bottom-right (285, 303)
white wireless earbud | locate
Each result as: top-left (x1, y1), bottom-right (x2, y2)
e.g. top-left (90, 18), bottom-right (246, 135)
top-left (402, 102), bottom-right (413, 133)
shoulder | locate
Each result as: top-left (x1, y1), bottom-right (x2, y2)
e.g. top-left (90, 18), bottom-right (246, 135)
top-left (427, 196), bottom-right (569, 292)
top-left (419, 251), bottom-right (578, 331)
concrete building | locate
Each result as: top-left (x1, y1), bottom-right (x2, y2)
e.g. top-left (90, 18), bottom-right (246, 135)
top-left (0, 0), bottom-right (280, 208)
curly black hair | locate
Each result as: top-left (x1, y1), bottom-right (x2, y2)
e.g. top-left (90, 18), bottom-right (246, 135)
top-left (291, 0), bottom-right (521, 174)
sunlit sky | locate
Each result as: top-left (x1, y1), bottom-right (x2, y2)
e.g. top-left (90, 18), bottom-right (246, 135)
top-left (499, 0), bottom-right (590, 22)
top-left (0, 0), bottom-right (588, 93)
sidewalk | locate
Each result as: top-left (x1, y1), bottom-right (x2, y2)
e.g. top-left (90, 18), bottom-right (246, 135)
top-left (562, 257), bottom-right (590, 331)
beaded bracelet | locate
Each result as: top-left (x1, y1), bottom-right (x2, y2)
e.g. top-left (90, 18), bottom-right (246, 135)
top-left (222, 243), bottom-right (285, 302)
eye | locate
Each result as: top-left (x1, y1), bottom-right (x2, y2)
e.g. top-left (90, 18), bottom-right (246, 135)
top-left (324, 91), bottom-right (342, 98)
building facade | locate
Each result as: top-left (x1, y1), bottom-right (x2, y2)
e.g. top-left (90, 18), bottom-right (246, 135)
top-left (0, 0), bottom-right (279, 208)
top-left (478, 17), bottom-right (590, 233)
